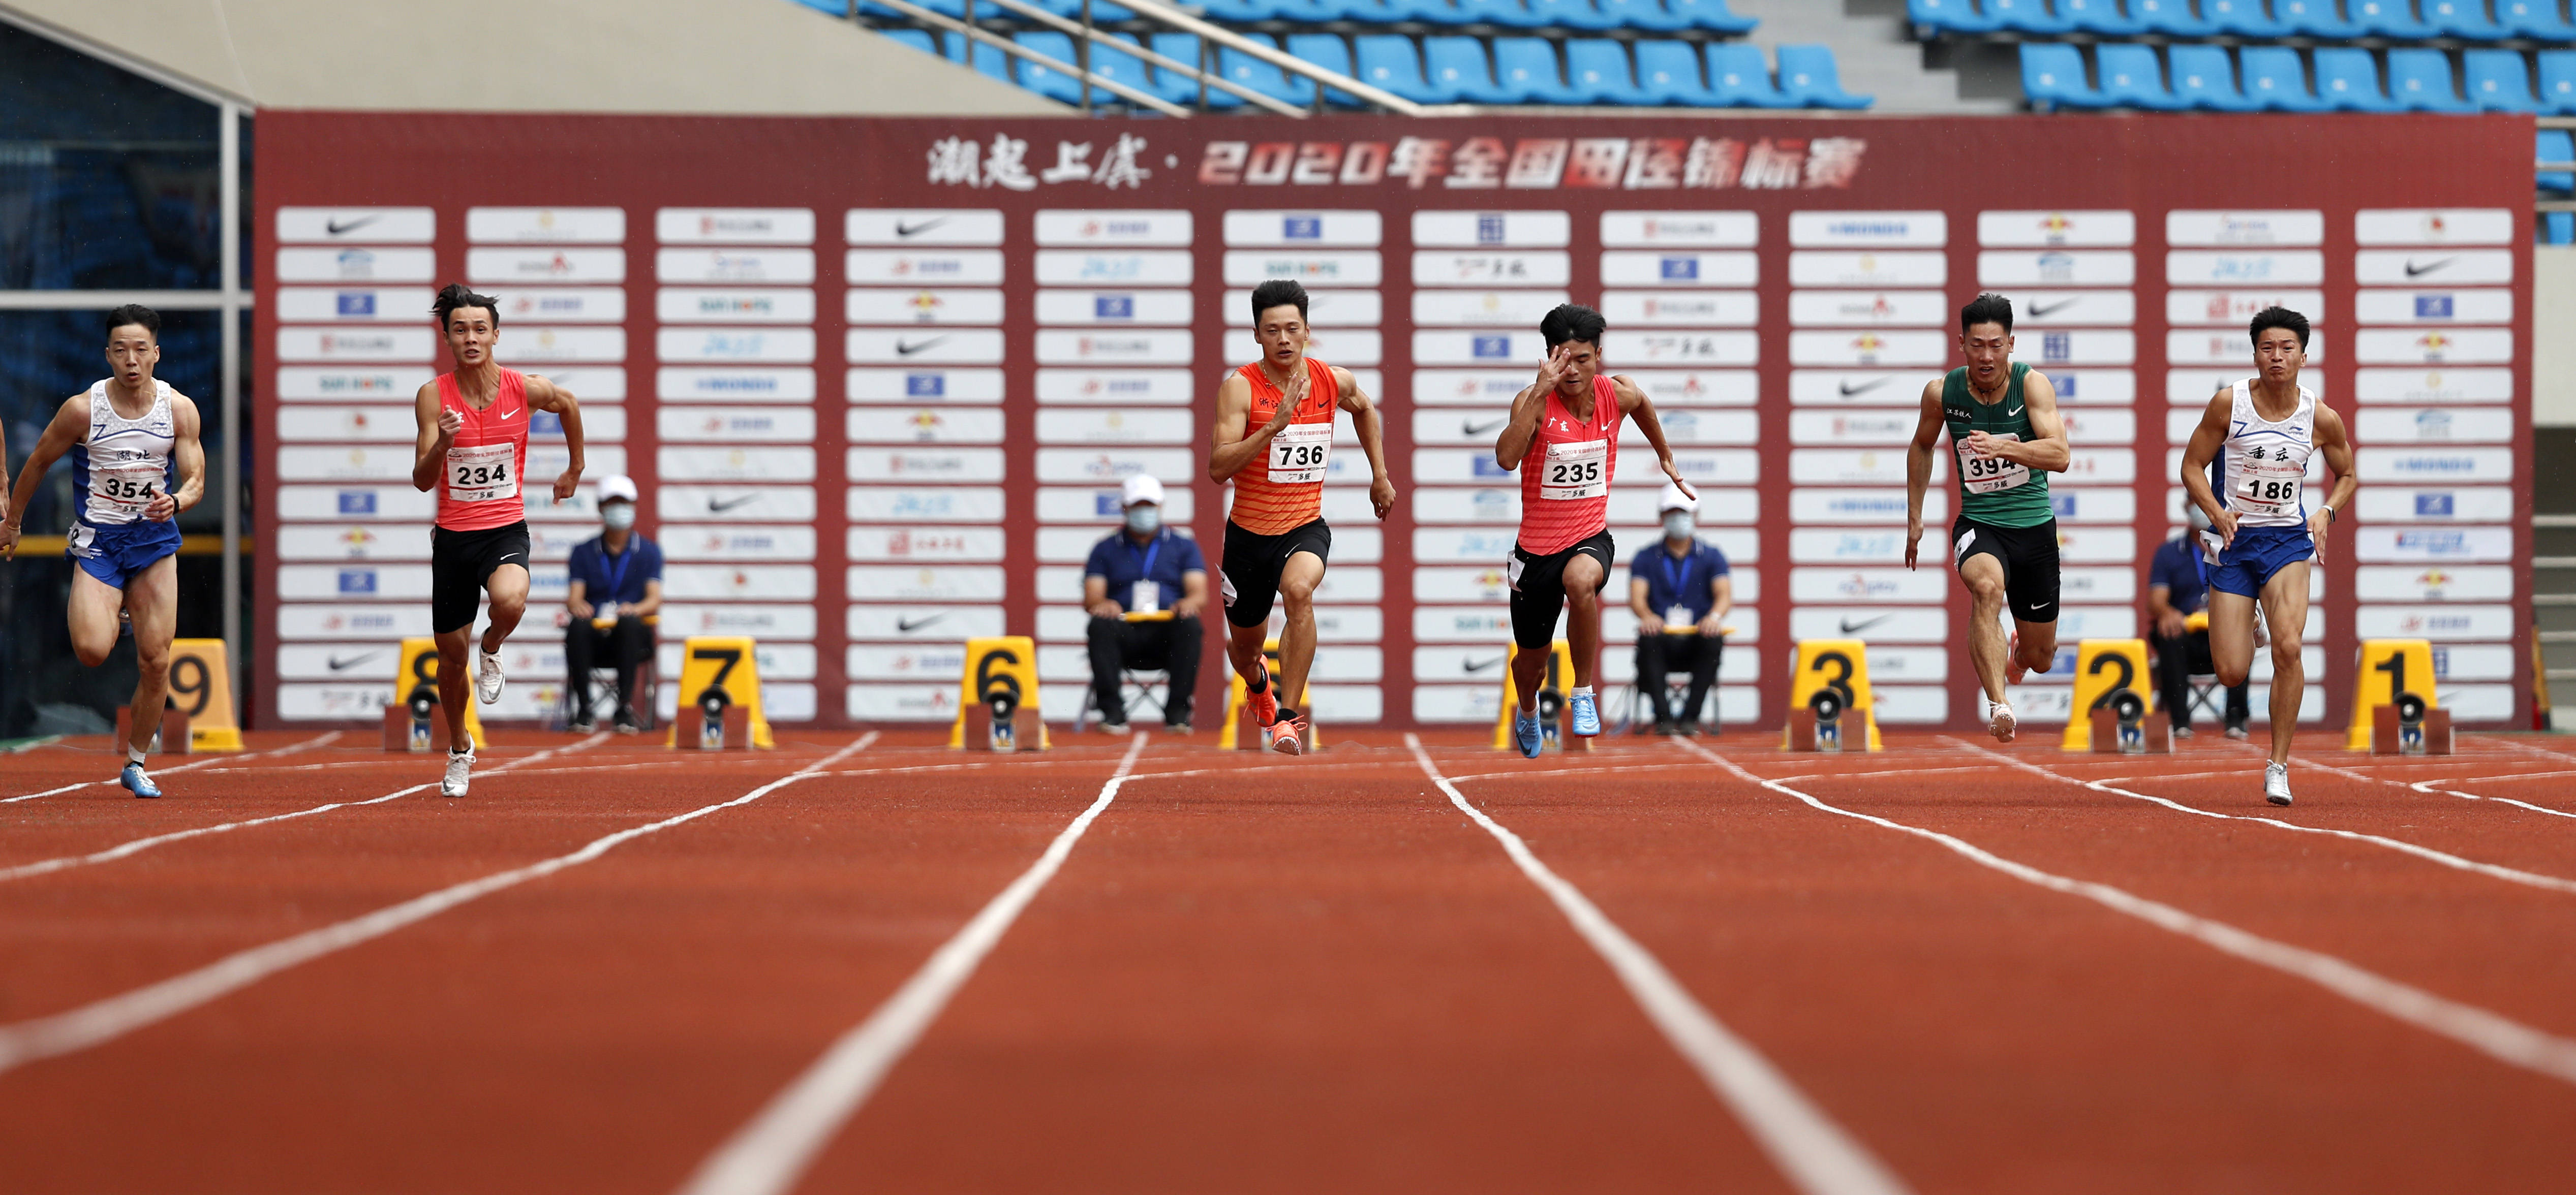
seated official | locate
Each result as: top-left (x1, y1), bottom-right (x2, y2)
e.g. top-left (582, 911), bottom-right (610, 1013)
top-left (2150, 507), bottom-right (2248, 739)
top-left (564, 474), bottom-right (662, 733)
top-left (1629, 483), bottom-right (1733, 735)
top-left (1084, 475), bottom-right (1207, 733)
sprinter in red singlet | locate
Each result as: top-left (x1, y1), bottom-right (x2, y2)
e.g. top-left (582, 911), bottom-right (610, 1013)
top-left (411, 284), bottom-right (587, 796)
top-left (1495, 303), bottom-right (1694, 758)
top-left (1206, 279), bottom-right (1394, 755)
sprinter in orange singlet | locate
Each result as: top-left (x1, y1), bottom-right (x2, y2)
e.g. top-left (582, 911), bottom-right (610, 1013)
top-left (411, 284), bottom-right (587, 797)
top-left (1206, 279), bottom-right (1394, 755)
top-left (1494, 304), bottom-right (1694, 758)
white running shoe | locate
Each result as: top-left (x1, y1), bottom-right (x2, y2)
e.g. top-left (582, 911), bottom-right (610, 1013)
top-left (442, 748), bottom-right (474, 798)
top-left (1987, 700), bottom-right (2016, 743)
top-left (2264, 762), bottom-right (2292, 807)
top-left (475, 646), bottom-right (505, 704)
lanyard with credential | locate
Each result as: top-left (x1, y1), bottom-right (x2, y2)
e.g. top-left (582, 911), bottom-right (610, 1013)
top-left (1661, 546), bottom-right (1693, 610)
top-left (601, 543), bottom-right (634, 603)
top-left (1130, 533), bottom-right (1161, 603)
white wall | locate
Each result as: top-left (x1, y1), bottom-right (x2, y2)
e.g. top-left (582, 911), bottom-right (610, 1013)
top-left (2537, 245), bottom-right (2576, 427)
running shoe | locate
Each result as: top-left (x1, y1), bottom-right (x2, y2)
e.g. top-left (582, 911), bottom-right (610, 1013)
top-left (118, 761), bottom-right (161, 799)
top-left (1514, 712), bottom-right (1543, 758)
top-left (475, 646), bottom-right (505, 704)
top-left (2172, 725), bottom-right (2195, 740)
top-left (1987, 700), bottom-right (2017, 743)
top-left (568, 713), bottom-right (596, 734)
top-left (612, 708), bottom-right (642, 735)
top-left (1270, 710), bottom-right (1307, 756)
top-left (1098, 718), bottom-right (1130, 734)
top-left (442, 747), bottom-right (474, 798)
top-left (2225, 723), bottom-right (2249, 741)
top-left (1244, 661), bottom-right (1276, 730)
top-left (2006, 632), bottom-right (2027, 685)
top-left (1569, 692), bottom-right (1601, 737)
top-left (2264, 762), bottom-right (2292, 806)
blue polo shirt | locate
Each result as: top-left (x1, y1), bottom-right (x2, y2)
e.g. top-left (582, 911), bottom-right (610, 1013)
top-left (1084, 527), bottom-right (1205, 613)
top-left (1629, 538), bottom-right (1730, 621)
top-left (567, 534), bottom-right (662, 606)
top-left (2149, 536), bottom-right (2207, 616)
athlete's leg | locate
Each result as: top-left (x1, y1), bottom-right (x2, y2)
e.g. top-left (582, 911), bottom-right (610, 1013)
top-left (1273, 551), bottom-right (1324, 712)
top-left (435, 626), bottom-right (475, 744)
top-left (1224, 619), bottom-right (1269, 691)
top-left (2011, 618), bottom-right (2057, 679)
top-left (2257, 560), bottom-right (2312, 767)
top-left (120, 554), bottom-right (178, 757)
top-left (1560, 552), bottom-right (1604, 690)
top-left (2206, 591), bottom-right (2259, 687)
top-left (1510, 642), bottom-right (1549, 712)
top-left (1959, 553), bottom-right (2012, 707)
top-left (480, 564), bottom-right (530, 655)
top-left (67, 570), bottom-right (126, 668)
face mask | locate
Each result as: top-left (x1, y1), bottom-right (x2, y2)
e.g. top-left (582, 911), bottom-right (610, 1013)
top-left (1662, 512), bottom-right (1694, 539)
top-left (602, 504), bottom-right (636, 531)
top-left (1125, 506), bottom-right (1160, 534)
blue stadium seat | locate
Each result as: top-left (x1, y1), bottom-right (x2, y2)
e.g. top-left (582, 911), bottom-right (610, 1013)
top-left (2537, 129), bottom-right (2575, 195)
top-left (2021, 42), bottom-right (2103, 110)
top-left (1493, 38), bottom-right (1579, 103)
top-left (1423, 36), bottom-right (1515, 103)
top-left (1370, 0), bottom-right (1474, 23)
top-left (1030, 0), bottom-right (1138, 21)
top-left (1201, 36), bottom-right (1307, 109)
top-left (1911, 0), bottom-right (2006, 34)
top-left (1635, 40), bottom-right (1721, 104)
top-left (2275, 0), bottom-right (2369, 35)
top-left (2545, 50), bottom-right (2576, 111)
top-left (1191, 0), bottom-right (1272, 20)
top-left (1285, 34), bottom-right (1364, 107)
top-left (2348, 0), bottom-right (2439, 37)
top-left (1565, 39), bottom-right (1642, 102)
top-left (2314, 45), bottom-right (2401, 110)
top-left (1776, 44), bottom-right (1872, 107)
top-left (1663, 0), bottom-right (1761, 33)
top-left (1986, 0), bottom-right (2079, 33)
top-left (2548, 211), bottom-right (2575, 245)
top-left (2130, 0), bottom-right (2219, 34)
top-left (885, 28), bottom-right (938, 56)
top-left (2170, 44), bottom-right (2260, 110)
top-left (2500, 0), bottom-right (2576, 39)
top-left (1529, 0), bottom-right (1629, 29)
top-left (2387, 47), bottom-right (2474, 110)
top-left (2096, 43), bottom-right (2186, 108)
top-left (940, 34), bottom-right (1015, 84)
top-left (2465, 49), bottom-right (2542, 109)
top-left (1014, 33), bottom-right (1088, 104)
top-left (1456, 0), bottom-right (1553, 26)
top-left (2202, 0), bottom-right (2284, 35)
top-left (1353, 34), bottom-right (1440, 104)
top-left (2424, 0), bottom-right (2511, 37)
top-left (1148, 33), bottom-right (1214, 105)
top-left (1596, 0), bottom-right (1698, 32)
top-left (1707, 41), bottom-right (1796, 106)
top-left (2240, 45), bottom-right (2330, 110)
top-left (2060, 0), bottom-right (2149, 33)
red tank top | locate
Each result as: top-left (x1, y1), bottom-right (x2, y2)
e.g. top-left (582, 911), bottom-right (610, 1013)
top-left (1228, 358), bottom-right (1338, 536)
top-left (1517, 374), bottom-right (1622, 554)
top-left (434, 368), bottom-right (532, 532)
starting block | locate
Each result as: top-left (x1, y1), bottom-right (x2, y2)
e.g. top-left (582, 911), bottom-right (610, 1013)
top-left (2348, 639), bottom-right (2437, 751)
top-left (386, 638), bottom-right (485, 752)
top-left (166, 639), bottom-right (242, 751)
top-left (2370, 694), bottom-right (2454, 755)
top-left (1492, 640), bottom-right (1580, 752)
top-left (2088, 692), bottom-right (2174, 754)
top-left (676, 697), bottom-right (752, 750)
top-left (2064, 639), bottom-right (2156, 752)
top-left (1221, 638), bottom-right (1323, 750)
top-left (114, 705), bottom-right (191, 755)
top-left (669, 636), bottom-right (774, 749)
top-left (951, 636), bottom-right (1049, 751)
top-left (1783, 639), bottom-right (1880, 751)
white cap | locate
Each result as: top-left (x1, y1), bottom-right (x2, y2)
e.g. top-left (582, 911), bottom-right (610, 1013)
top-left (596, 474), bottom-right (638, 505)
top-left (1120, 474), bottom-right (1167, 507)
top-left (1657, 482), bottom-right (1699, 514)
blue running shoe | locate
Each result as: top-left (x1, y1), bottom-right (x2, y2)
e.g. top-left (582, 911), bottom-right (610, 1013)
top-left (1570, 692), bottom-right (1601, 737)
top-left (119, 762), bottom-right (161, 799)
top-left (1515, 712), bottom-right (1543, 758)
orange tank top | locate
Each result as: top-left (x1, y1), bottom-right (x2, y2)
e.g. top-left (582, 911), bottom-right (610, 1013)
top-left (1227, 358), bottom-right (1338, 536)
top-left (433, 368), bottom-right (532, 532)
top-left (1517, 374), bottom-right (1622, 555)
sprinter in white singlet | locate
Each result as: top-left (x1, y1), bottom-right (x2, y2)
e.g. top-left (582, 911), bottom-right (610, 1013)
top-left (0, 305), bottom-right (206, 798)
top-left (2178, 306), bottom-right (2356, 806)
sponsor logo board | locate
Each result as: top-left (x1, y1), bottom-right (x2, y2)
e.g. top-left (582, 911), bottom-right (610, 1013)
top-left (1601, 211), bottom-right (1760, 247)
top-left (1599, 250), bottom-right (1758, 288)
top-left (848, 447), bottom-right (1007, 482)
top-left (660, 525), bottom-right (820, 562)
top-left (1786, 211), bottom-right (1946, 248)
top-left (2164, 210), bottom-right (2325, 246)
top-left (1408, 251), bottom-right (1567, 288)
top-left (1223, 209), bottom-right (1384, 247)
top-left (655, 207), bottom-right (815, 244)
top-left (846, 249), bottom-right (1005, 285)
top-left (664, 288), bottom-right (821, 324)
top-left (1039, 289), bottom-right (1194, 326)
top-left (277, 207), bottom-right (437, 243)
top-left (659, 327), bottom-right (816, 364)
top-left (1788, 250), bottom-right (1946, 288)
top-left (659, 367), bottom-right (816, 402)
top-left (662, 564), bottom-right (817, 602)
top-left (849, 367), bottom-right (1001, 404)
top-left (1976, 210), bottom-right (2136, 247)
top-left (1414, 210), bottom-right (1568, 247)
top-left (658, 445), bottom-right (817, 482)
top-left (847, 405), bottom-right (1007, 445)
top-left (1033, 209), bottom-right (1192, 246)
top-left (1031, 368), bottom-right (1194, 406)
top-left (465, 206), bottom-right (625, 243)
top-left (845, 209), bottom-right (1005, 246)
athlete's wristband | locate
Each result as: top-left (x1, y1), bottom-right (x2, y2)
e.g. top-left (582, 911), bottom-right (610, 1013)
top-left (2320, 505), bottom-right (2336, 523)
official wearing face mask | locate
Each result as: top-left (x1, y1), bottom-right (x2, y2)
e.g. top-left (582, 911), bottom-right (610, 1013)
top-left (563, 474), bottom-right (662, 733)
top-left (1082, 475), bottom-right (1209, 733)
top-left (1627, 483), bottom-right (1733, 734)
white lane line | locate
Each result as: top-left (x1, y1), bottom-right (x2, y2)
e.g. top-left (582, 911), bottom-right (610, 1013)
top-left (0, 732), bottom-right (877, 1076)
top-left (1406, 737), bottom-right (1911, 1195)
top-left (2454, 769), bottom-right (2576, 785)
top-left (1950, 740), bottom-right (2576, 897)
top-left (679, 733), bottom-right (1152, 1195)
top-left (2, 732), bottom-right (343, 804)
top-left (0, 734), bottom-right (612, 885)
top-left (4, 736), bottom-right (67, 754)
top-left (2401, 777), bottom-right (2576, 823)
top-left (1677, 739), bottom-right (2576, 1086)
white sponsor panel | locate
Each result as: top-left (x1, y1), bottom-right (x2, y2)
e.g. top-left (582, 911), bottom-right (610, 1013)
top-left (2053, 524), bottom-right (2136, 563)
top-left (660, 367), bottom-right (816, 403)
top-left (2353, 406), bottom-right (2515, 444)
top-left (273, 603), bottom-right (434, 641)
top-left (1789, 251), bottom-right (1946, 288)
top-left (1624, 369), bottom-right (1757, 408)
top-left (846, 209), bottom-right (1005, 246)
top-left (1792, 606), bottom-right (1950, 643)
top-left (2353, 366), bottom-right (2511, 405)
top-left (1602, 290), bottom-right (1760, 328)
top-left (1414, 210), bottom-right (1568, 246)
top-left (1413, 645), bottom-right (1520, 683)
top-left (1035, 329), bottom-right (1196, 366)
top-left (1791, 448), bottom-right (1947, 486)
top-left (1618, 407), bottom-right (1757, 447)
top-left (2030, 368), bottom-right (2134, 406)
top-left (2050, 487), bottom-right (2134, 524)
top-left (2060, 448), bottom-right (2137, 485)
top-left (1305, 684), bottom-right (1385, 725)
top-left (1310, 606), bottom-right (1384, 643)
top-left (1413, 565), bottom-right (1518, 604)
top-left (502, 288), bottom-right (627, 325)
top-left (2165, 210), bottom-right (2325, 246)
top-left (661, 445), bottom-right (815, 482)
top-left (1787, 289), bottom-right (1947, 327)
top-left (277, 484), bottom-right (435, 522)
top-left (2024, 329), bottom-right (2135, 366)
top-left (1225, 250), bottom-right (1382, 289)
top-left (1310, 565), bottom-right (1383, 605)
top-left (2053, 408), bottom-right (2135, 446)
top-left (2060, 566), bottom-right (2137, 603)
top-left (2354, 525), bottom-right (2516, 562)
top-left (275, 246), bottom-right (436, 283)
top-left (275, 525), bottom-right (429, 562)
top-left (1613, 526), bottom-right (1757, 567)
top-left (658, 327), bottom-right (815, 364)
top-left (842, 564), bottom-right (1007, 602)
top-left (847, 486), bottom-right (1005, 523)
top-left (1871, 686), bottom-right (1949, 725)
top-left (847, 643), bottom-right (972, 683)
top-left (663, 564), bottom-right (815, 601)
top-left (846, 328), bottom-right (1000, 365)
top-left (1603, 210), bottom-right (1760, 247)
top-left (1980, 250), bottom-right (2135, 287)
top-left (1413, 526), bottom-right (1523, 562)
top-left (1791, 528), bottom-right (1909, 564)
top-left (1035, 526), bottom-right (1108, 563)
top-left (1791, 487), bottom-right (1946, 525)
top-left (467, 247), bottom-right (626, 284)
top-left (1791, 567), bottom-right (1948, 604)
top-left (2356, 446), bottom-right (2514, 483)
top-left (1410, 449), bottom-right (1531, 486)
top-left (848, 367), bottom-right (1001, 404)
top-left (277, 683), bottom-right (401, 721)
top-left (2353, 328), bottom-right (2513, 366)
top-left (1599, 250), bottom-right (1759, 288)
top-left (661, 604), bottom-right (819, 641)
top-left (1412, 408), bottom-right (1514, 447)
top-left (1413, 369), bottom-right (1538, 407)
top-left (466, 207), bottom-right (624, 243)
top-left (845, 684), bottom-right (960, 721)
top-left (1614, 330), bottom-right (1758, 366)
top-left (1226, 209), bottom-right (1384, 246)
top-left (2353, 486), bottom-right (2513, 523)
top-left (1976, 210), bottom-right (2136, 247)
top-left (664, 288), bottom-right (821, 324)
top-left (279, 445), bottom-right (420, 482)
top-left (502, 327), bottom-right (626, 363)
top-left (845, 405), bottom-right (1006, 445)
top-left (845, 249), bottom-right (1004, 285)
top-left (1788, 211), bottom-right (1945, 247)
top-left (275, 326), bottom-right (435, 363)
top-left (1034, 407), bottom-right (1194, 445)
top-left (1415, 606), bottom-right (1514, 643)
top-left (274, 405), bottom-right (416, 444)
top-left (2165, 289), bottom-right (2328, 327)
top-left (1788, 371), bottom-right (1916, 406)
top-left (2355, 208), bottom-right (2516, 246)
top-left (2000, 685), bottom-right (2076, 725)
top-left (660, 524), bottom-right (819, 562)
top-left (276, 643), bottom-right (405, 682)
top-left (1414, 289), bottom-right (1571, 327)
top-left (1416, 684), bottom-right (1504, 724)
top-left (657, 207), bottom-right (814, 244)
top-left (1034, 209), bottom-right (1192, 246)
top-left (1218, 287), bottom-right (1378, 328)
top-left (277, 563), bottom-right (432, 601)
top-left (2164, 251), bottom-right (2323, 286)
top-left (1623, 449), bottom-right (1757, 485)
top-left (663, 485), bottom-right (818, 523)
top-left (1031, 368), bottom-right (1192, 406)
top-left (1412, 488), bottom-right (1521, 525)
top-left (1035, 486), bottom-right (1197, 523)
top-left (2354, 289), bottom-right (2512, 325)
top-left (1040, 289), bottom-right (1194, 326)
top-left (1857, 646), bottom-right (1947, 686)
top-left (2432, 644), bottom-right (2518, 682)
top-left (1409, 250), bottom-right (1568, 288)
top-left (275, 286), bottom-right (434, 323)
top-left (2167, 329), bottom-right (2326, 365)
top-left (1414, 329), bottom-right (1547, 366)
top-left (2356, 564), bottom-right (2514, 602)
top-left (847, 446), bottom-right (1008, 483)
top-left (277, 206), bottom-right (437, 243)
top-left (1039, 250), bottom-right (1195, 286)
top-left (274, 366), bottom-right (436, 401)
top-left (2427, 684), bottom-right (2514, 722)
top-left (2355, 249), bottom-right (2514, 286)
top-left (2356, 604), bottom-right (2516, 641)
top-left (1788, 330), bottom-right (1946, 367)
top-left (2011, 291), bottom-right (2140, 328)
top-left (1035, 447), bottom-right (1192, 485)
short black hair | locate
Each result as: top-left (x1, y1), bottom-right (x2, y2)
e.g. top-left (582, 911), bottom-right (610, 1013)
top-left (1539, 303), bottom-right (1607, 350)
top-left (1959, 292), bottom-right (2014, 335)
top-left (1249, 279), bottom-right (1308, 325)
top-left (434, 283), bottom-right (502, 331)
top-left (2249, 305), bottom-right (2310, 350)
top-left (105, 304), bottom-right (161, 340)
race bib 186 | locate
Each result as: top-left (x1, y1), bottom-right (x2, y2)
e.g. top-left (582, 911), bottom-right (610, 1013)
top-left (1540, 438), bottom-right (1608, 500)
top-left (446, 442), bottom-right (518, 503)
top-left (1956, 433), bottom-right (2030, 494)
top-left (2232, 467), bottom-right (2302, 516)
top-left (1267, 422), bottom-right (1331, 485)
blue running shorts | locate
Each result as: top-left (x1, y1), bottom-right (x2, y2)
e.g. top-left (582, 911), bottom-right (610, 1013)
top-left (2204, 525), bottom-right (2313, 599)
top-left (67, 520), bottom-right (182, 590)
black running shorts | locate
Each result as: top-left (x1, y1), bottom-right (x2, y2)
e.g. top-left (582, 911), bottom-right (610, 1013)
top-left (1220, 518), bottom-right (1332, 628)
top-left (1508, 529), bottom-right (1615, 650)
top-left (1950, 516), bottom-right (2060, 624)
top-left (431, 520), bottom-right (533, 634)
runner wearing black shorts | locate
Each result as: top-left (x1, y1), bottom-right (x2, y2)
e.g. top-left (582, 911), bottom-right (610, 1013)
top-left (1220, 518), bottom-right (1332, 629)
top-left (1508, 529), bottom-right (1615, 650)
top-left (1949, 517), bottom-right (2059, 627)
top-left (432, 521), bottom-right (534, 634)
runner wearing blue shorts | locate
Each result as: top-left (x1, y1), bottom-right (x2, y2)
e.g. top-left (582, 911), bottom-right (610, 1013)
top-left (2178, 306), bottom-right (2356, 807)
top-left (1, 306), bottom-right (206, 798)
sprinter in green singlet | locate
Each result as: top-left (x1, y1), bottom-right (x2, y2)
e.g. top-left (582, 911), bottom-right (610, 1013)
top-left (1904, 293), bottom-right (2070, 743)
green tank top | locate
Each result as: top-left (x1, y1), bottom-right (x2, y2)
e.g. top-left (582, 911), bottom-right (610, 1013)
top-left (1941, 361), bottom-right (2053, 528)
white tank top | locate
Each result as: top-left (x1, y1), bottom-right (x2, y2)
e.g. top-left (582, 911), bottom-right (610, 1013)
top-left (2216, 378), bottom-right (2317, 530)
top-left (73, 380), bottom-right (176, 528)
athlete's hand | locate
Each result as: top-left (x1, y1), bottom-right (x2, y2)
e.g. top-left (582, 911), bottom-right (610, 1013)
top-left (436, 408), bottom-right (464, 445)
top-left (1962, 429), bottom-right (2007, 460)
top-left (142, 490), bottom-right (176, 521)
top-left (0, 521), bottom-right (17, 561)
top-left (553, 467), bottom-right (581, 504)
top-left (2210, 507), bottom-right (2240, 552)
top-left (2307, 508), bottom-right (2332, 566)
top-left (1532, 342), bottom-right (1572, 393)
top-left (1904, 519), bottom-right (1923, 571)
top-left (1369, 473), bottom-right (1395, 521)
top-left (1660, 461), bottom-right (1696, 501)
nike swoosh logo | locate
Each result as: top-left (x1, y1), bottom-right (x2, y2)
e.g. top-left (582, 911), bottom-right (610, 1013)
top-left (2028, 601), bottom-right (2052, 610)
top-left (896, 217), bottom-right (948, 237)
top-left (326, 651), bottom-right (383, 672)
top-left (1461, 655), bottom-right (1507, 673)
top-left (1838, 379), bottom-right (1890, 396)
top-left (496, 406), bottom-right (523, 421)
top-left (1839, 614), bottom-right (1894, 634)
top-left (2006, 405), bottom-right (2023, 417)
top-left (896, 337), bottom-right (946, 356)
top-left (708, 495), bottom-right (760, 513)
top-left (897, 613), bottom-right (947, 632)
top-left (2028, 299), bottom-right (2075, 318)
top-left (2405, 257), bottom-right (2455, 277)
top-left (325, 215), bottom-right (381, 235)
top-left (1463, 418), bottom-right (1507, 435)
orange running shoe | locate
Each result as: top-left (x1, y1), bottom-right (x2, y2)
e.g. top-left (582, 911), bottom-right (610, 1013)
top-left (1245, 661), bottom-right (1276, 729)
top-left (1270, 709), bottom-right (1308, 756)
top-left (2006, 631), bottom-right (2028, 686)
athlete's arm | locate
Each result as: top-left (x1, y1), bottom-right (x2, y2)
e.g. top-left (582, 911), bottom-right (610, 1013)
top-left (1702, 574), bottom-right (1733, 637)
top-left (2308, 402), bottom-right (2358, 565)
top-left (2178, 387), bottom-right (2238, 549)
top-left (147, 393), bottom-right (206, 522)
top-left (0, 396), bottom-right (91, 559)
top-left (1902, 381), bottom-right (1945, 571)
top-left (1495, 344), bottom-right (1570, 471)
top-left (411, 381), bottom-right (458, 493)
top-left (1969, 370), bottom-right (2070, 472)
top-left (1334, 366), bottom-right (1396, 520)
top-left (1630, 576), bottom-right (1662, 635)
top-left (1616, 376), bottom-right (1697, 500)
top-left (526, 375), bottom-right (585, 503)
top-left (1207, 373), bottom-right (1294, 483)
